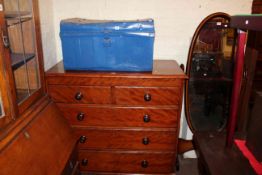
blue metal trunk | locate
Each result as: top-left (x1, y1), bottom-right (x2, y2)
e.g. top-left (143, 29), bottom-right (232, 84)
top-left (60, 18), bottom-right (155, 71)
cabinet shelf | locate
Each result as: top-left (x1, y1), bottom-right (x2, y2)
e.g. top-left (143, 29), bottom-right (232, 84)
top-left (5, 11), bottom-right (32, 27)
top-left (11, 53), bottom-right (35, 70)
top-left (5, 11), bottom-right (32, 19)
top-left (7, 17), bottom-right (32, 27)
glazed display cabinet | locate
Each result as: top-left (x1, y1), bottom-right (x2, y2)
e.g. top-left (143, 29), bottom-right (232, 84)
top-left (0, 0), bottom-right (45, 131)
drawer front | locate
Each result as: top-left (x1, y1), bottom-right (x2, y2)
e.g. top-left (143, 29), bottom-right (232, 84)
top-left (57, 104), bottom-right (178, 128)
top-left (114, 87), bottom-right (181, 105)
top-left (78, 150), bottom-right (175, 173)
top-left (75, 129), bottom-right (177, 151)
top-left (48, 85), bottom-right (111, 104)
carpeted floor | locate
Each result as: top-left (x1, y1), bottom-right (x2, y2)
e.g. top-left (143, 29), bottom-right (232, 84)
top-left (176, 156), bottom-right (199, 175)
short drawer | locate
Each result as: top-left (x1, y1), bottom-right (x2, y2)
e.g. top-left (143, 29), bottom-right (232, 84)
top-left (75, 128), bottom-right (177, 151)
top-left (78, 150), bottom-right (175, 174)
top-left (114, 87), bottom-right (181, 105)
top-left (57, 104), bottom-right (179, 128)
top-left (48, 85), bottom-right (111, 104)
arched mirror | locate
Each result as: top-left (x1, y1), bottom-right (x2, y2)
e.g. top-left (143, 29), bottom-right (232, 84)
top-left (185, 12), bottom-right (236, 132)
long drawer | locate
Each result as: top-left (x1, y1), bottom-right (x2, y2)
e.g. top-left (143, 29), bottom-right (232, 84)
top-left (114, 86), bottom-right (181, 105)
top-left (57, 104), bottom-right (179, 128)
top-left (75, 128), bottom-right (177, 151)
top-left (78, 150), bottom-right (175, 174)
top-left (48, 85), bottom-right (111, 104)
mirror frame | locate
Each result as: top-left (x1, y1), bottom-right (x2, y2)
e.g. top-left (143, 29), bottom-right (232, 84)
top-left (185, 12), bottom-right (231, 133)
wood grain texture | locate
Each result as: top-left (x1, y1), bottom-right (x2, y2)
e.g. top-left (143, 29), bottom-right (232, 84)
top-left (48, 85), bottom-right (111, 104)
top-left (75, 128), bottom-right (177, 150)
top-left (0, 98), bottom-right (77, 175)
top-left (0, 0), bottom-right (16, 129)
top-left (32, 0), bottom-right (46, 94)
top-left (46, 76), bottom-right (184, 87)
top-left (78, 150), bottom-right (175, 174)
top-left (244, 2), bottom-right (262, 162)
top-left (17, 0), bottom-right (46, 115)
top-left (61, 147), bottom-right (80, 175)
top-left (57, 104), bottom-right (179, 128)
top-left (237, 47), bottom-right (258, 132)
top-left (0, 0), bottom-right (46, 119)
top-left (45, 60), bottom-right (186, 87)
top-left (114, 87), bottom-right (181, 106)
top-left (178, 138), bottom-right (194, 154)
top-left (46, 60), bottom-right (187, 78)
top-left (81, 173), bottom-right (175, 175)
top-left (0, 41), bottom-right (13, 128)
top-left (246, 91), bottom-right (262, 162)
top-left (194, 132), bottom-right (256, 175)
top-left (46, 60), bottom-right (187, 174)
top-left (0, 96), bottom-right (49, 150)
top-left (252, 0), bottom-right (262, 13)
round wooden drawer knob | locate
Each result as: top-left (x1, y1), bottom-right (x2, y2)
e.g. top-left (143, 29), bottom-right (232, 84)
top-left (143, 114), bottom-right (150, 123)
top-left (144, 93), bottom-right (151, 102)
top-left (77, 113), bottom-right (85, 121)
top-left (75, 92), bottom-right (83, 101)
top-left (79, 136), bottom-right (87, 143)
top-left (141, 160), bottom-right (148, 168)
top-left (81, 159), bottom-right (88, 166)
top-left (142, 137), bottom-right (150, 145)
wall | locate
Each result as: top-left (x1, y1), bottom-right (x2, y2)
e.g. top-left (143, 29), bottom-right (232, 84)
top-left (39, 0), bottom-right (56, 70)
top-left (40, 0), bottom-right (252, 70)
top-left (39, 0), bottom-right (252, 154)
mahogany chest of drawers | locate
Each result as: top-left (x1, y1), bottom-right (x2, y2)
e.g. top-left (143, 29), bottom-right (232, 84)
top-left (45, 60), bottom-right (187, 174)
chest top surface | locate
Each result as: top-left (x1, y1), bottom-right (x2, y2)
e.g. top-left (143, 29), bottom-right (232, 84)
top-left (45, 60), bottom-right (187, 79)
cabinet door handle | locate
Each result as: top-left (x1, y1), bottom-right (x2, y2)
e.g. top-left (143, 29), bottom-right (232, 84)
top-left (2, 35), bottom-right (9, 48)
top-left (79, 136), bottom-right (87, 143)
top-left (81, 159), bottom-right (88, 166)
top-left (75, 92), bottom-right (83, 101)
top-left (77, 113), bottom-right (85, 121)
top-left (141, 160), bottom-right (148, 168)
top-left (142, 137), bottom-right (150, 145)
top-left (143, 114), bottom-right (150, 123)
top-left (144, 93), bottom-right (151, 102)
top-left (1, 28), bottom-right (10, 48)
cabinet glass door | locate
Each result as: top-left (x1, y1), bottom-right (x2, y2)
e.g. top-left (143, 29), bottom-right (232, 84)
top-left (3, 0), bottom-right (40, 104)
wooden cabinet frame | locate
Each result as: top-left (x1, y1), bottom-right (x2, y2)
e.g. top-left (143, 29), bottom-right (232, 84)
top-left (0, 0), bottom-right (45, 135)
